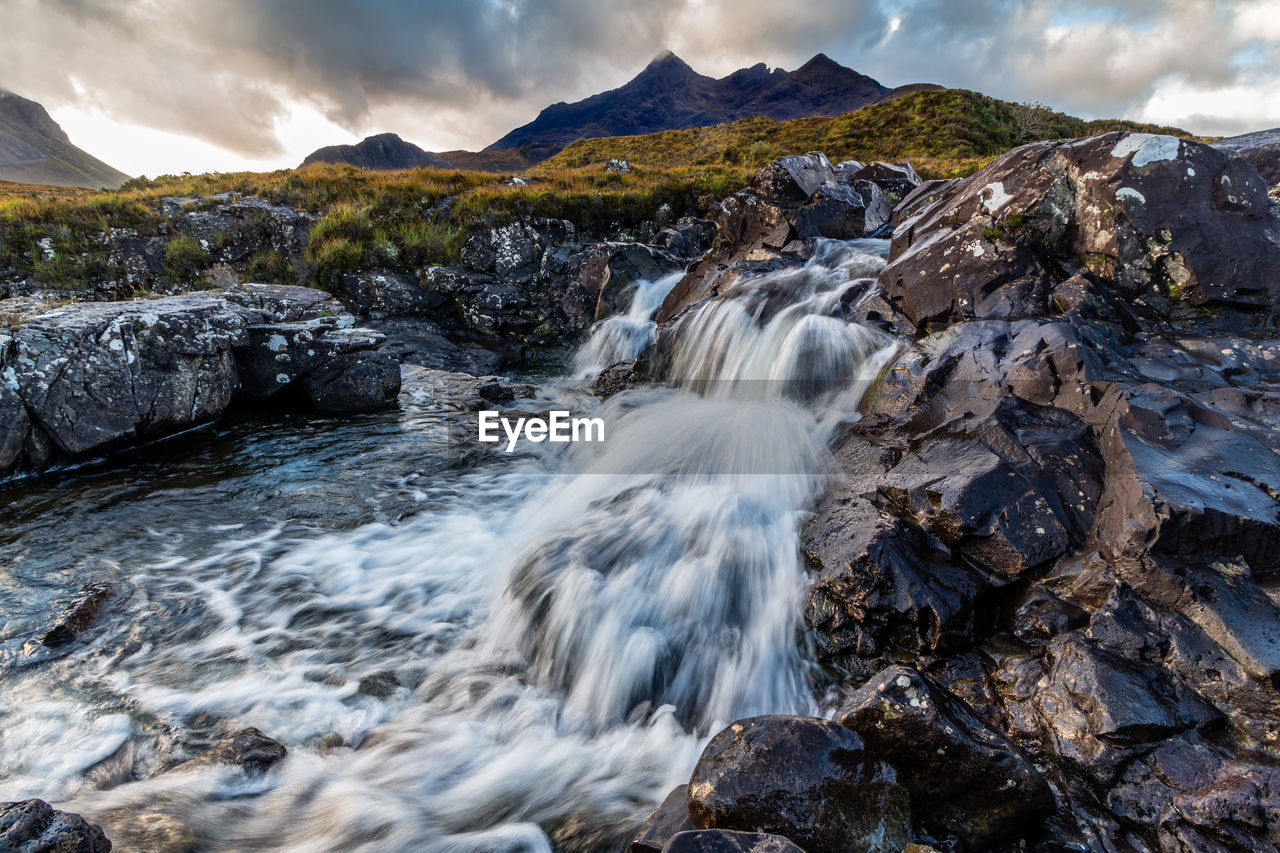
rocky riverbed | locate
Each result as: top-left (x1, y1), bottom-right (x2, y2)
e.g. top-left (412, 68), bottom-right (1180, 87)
top-left (3, 130), bottom-right (1280, 853)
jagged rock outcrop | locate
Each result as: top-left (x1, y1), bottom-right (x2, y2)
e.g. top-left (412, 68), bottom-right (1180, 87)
top-left (657, 153), bottom-right (911, 323)
top-left (790, 133), bottom-right (1280, 851)
top-left (882, 132), bottom-right (1280, 328)
top-left (0, 283), bottom-right (400, 480)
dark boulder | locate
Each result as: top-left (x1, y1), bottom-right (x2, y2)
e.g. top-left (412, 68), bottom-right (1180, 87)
top-left (0, 799), bottom-right (111, 852)
top-left (594, 360), bottom-right (637, 397)
top-left (303, 348), bottom-right (402, 412)
top-left (852, 161), bottom-right (921, 206)
top-left (632, 785), bottom-right (696, 853)
top-left (652, 218), bottom-right (717, 260)
top-left (794, 180), bottom-right (890, 240)
top-left (662, 830), bottom-right (805, 853)
top-left (186, 727), bottom-right (287, 775)
top-left (748, 154), bottom-right (835, 203)
top-left (831, 159), bottom-right (868, 183)
top-left (687, 715), bottom-right (910, 853)
top-left (39, 583), bottom-right (113, 648)
top-left (235, 324), bottom-right (399, 411)
top-left (836, 665), bottom-right (1054, 850)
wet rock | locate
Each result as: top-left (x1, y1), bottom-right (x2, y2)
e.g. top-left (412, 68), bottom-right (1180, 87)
top-left (303, 348), bottom-right (401, 412)
top-left (651, 218), bottom-right (716, 260)
top-left (793, 180), bottom-right (890, 240)
top-left (880, 133), bottom-right (1280, 327)
top-left (1107, 735), bottom-right (1229, 828)
top-left (594, 360), bottom-right (637, 397)
top-left (0, 284), bottom-right (400, 480)
top-left (192, 727), bottom-right (287, 774)
top-left (803, 394), bottom-right (1102, 667)
top-left (748, 153), bottom-right (835, 203)
top-left (631, 785), bottom-right (695, 853)
top-left (579, 242), bottom-right (683, 321)
top-left (0, 799), bottom-right (111, 852)
top-left (805, 503), bottom-right (989, 666)
top-left (662, 829), bottom-right (805, 853)
top-left (836, 665), bottom-right (1054, 850)
top-left (1034, 634), bottom-right (1222, 785)
top-left (39, 582), bottom-right (112, 647)
top-left (1157, 763), bottom-right (1280, 853)
top-left (851, 161), bottom-right (921, 206)
top-left (235, 323), bottom-right (397, 411)
top-left (687, 715), bottom-right (910, 853)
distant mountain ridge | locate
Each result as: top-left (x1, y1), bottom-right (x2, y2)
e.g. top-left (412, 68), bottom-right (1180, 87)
top-left (0, 89), bottom-right (131, 189)
top-left (300, 132), bottom-right (452, 171)
top-left (487, 51), bottom-right (937, 152)
top-left (299, 52), bottom-right (939, 173)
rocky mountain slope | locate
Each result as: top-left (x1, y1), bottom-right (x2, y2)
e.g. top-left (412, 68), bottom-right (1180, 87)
top-left (0, 89), bottom-right (131, 189)
top-left (489, 51), bottom-right (932, 153)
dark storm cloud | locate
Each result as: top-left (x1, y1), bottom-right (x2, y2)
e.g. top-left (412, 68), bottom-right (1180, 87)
top-left (0, 0), bottom-right (1275, 158)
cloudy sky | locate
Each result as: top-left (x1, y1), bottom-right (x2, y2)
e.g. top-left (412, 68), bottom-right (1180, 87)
top-left (1, 0), bottom-right (1277, 177)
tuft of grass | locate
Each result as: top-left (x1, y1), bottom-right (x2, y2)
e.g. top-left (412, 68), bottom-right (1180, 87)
top-left (163, 234), bottom-right (211, 281)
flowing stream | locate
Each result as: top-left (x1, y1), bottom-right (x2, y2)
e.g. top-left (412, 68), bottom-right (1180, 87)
top-left (0, 239), bottom-right (895, 851)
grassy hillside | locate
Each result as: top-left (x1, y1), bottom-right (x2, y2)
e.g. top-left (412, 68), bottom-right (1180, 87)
top-left (0, 163), bottom-right (743, 291)
top-left (0, 88), bottom-right (1194, 295)
top-left (540, 89), bottom-right (1191, 178)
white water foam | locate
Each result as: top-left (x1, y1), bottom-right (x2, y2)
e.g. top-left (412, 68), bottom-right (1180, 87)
top-left (9, 239), bottom-right (897, 851)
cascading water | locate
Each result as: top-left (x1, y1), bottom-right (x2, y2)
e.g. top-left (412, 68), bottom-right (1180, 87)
top-left (570, 270), bottom-right (683, 378)
top-left (0, 239), bottom-right (897, 851)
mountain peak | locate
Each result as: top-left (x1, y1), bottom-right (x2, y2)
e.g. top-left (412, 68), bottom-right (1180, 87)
top-left (799, 52), bottom-right (841, 69)
top-left (486, 53), bottom-right (908, 154)
top-left (640, 50), bottom-right (695, 77)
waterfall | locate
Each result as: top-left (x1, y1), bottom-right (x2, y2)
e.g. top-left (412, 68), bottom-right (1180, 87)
top-left (17, 239), bottom-right (898, 852)
top-left (570, 271), bottom-right (683, 379)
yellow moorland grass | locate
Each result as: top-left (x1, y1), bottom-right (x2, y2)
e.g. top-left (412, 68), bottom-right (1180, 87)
top-left (0, 90), bottom-right (1195, 292)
